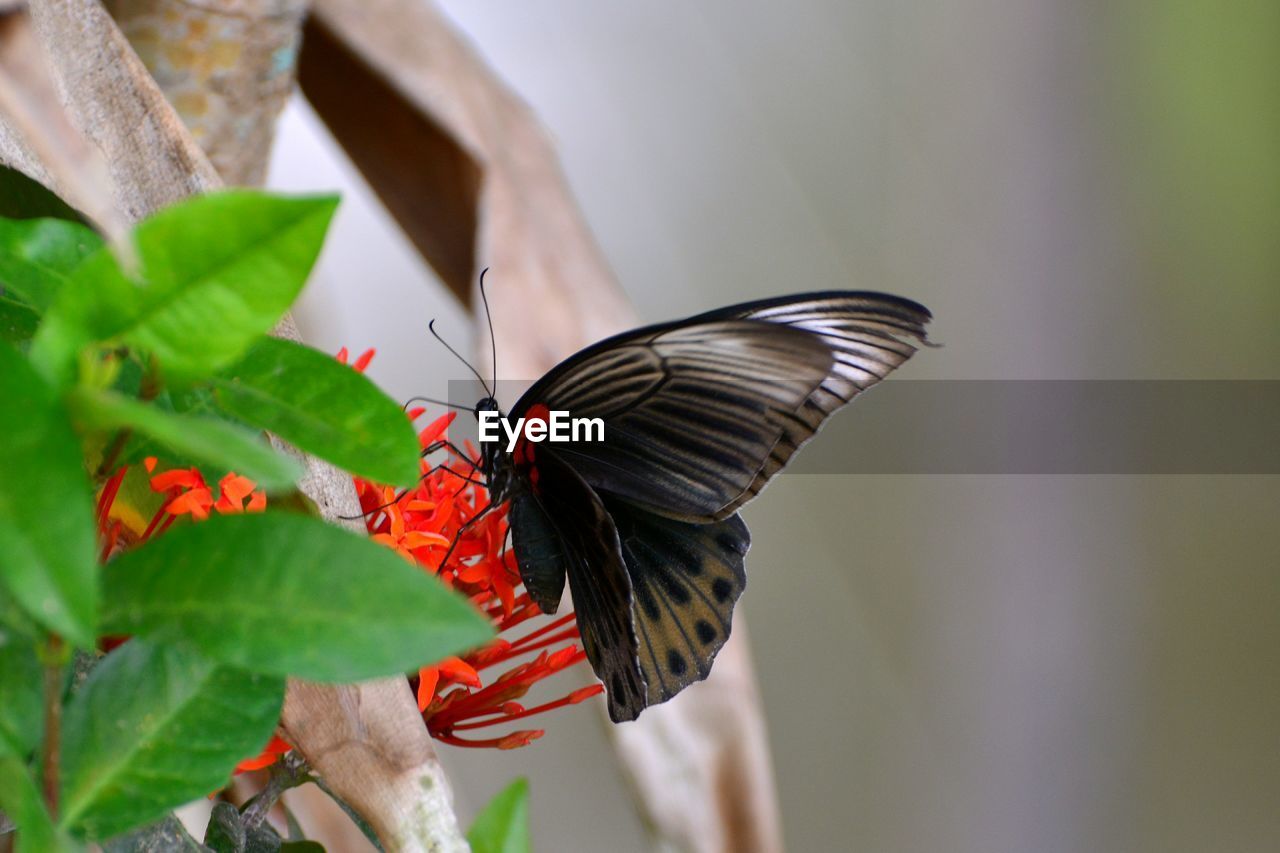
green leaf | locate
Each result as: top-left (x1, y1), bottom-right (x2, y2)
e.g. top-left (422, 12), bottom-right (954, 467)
top-left (467, 778), bottom-right (530, 853)
top-left (0, 628), bottom-right (42, 755)
top-left (0, 218), bottom-right (102, 312)
top-left (0, 294), bottom-right (39, 347)
top-left (70, 389), bottom-right (302, 492)
top-left (0, 342), bottom-right (97, 647)
top-left (100, 513), bottom-right (493, 682)
top-left (31, 191), bottom-right (337, 384)
top-left (213, 338), bottom-right (421, 486)
top-left (107, 364), bottom-right (226, 469)
top-left (0, 755), bottom-right (81, 852)
top-left (0, 166), bottom-right (85, 222)
top-left (0, 587), bottom-right (40, 639)
top-left (59, 639), bottom-right (284, 841)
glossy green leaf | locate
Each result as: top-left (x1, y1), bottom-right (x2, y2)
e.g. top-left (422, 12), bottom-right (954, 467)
top-left (467, 778), bottom-right (530, 853)
top-left (70, 389), bottom-right (302, 491)
top-left (213, 337), bottom-right (421, 486)
top-left (0, 628), bottom-right (42, 755)
top-left (0, 587), bottom-right (40, 639)
top-left (100, 513), bottom-right (493, 682)
top-left (59, 639), bottom-right (284, 841)
top-left (31, 191), bottom-right (338, 384)
top-left (0, 295), bottom-right (39, 347)
top-left (0, 218), bottom-right (101, 312)
top-left (0, 342), bottom-right (97, 647)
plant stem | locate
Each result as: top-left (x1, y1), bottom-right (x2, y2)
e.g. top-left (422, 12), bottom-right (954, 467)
top-left (93, 428), bottom-right (132, 481)
top-left (240, 751), bottom-right (312, 831)
top-left (41, 635), bottom-right (65, 820)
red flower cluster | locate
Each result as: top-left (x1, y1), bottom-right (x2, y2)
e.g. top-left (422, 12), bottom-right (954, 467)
top-left (96, 457), bottom-right (267, 564)
top-left (345, 346), bottom-right (601, 749)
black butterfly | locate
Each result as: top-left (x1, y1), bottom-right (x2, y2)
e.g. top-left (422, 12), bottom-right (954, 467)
top-left (446, 291), bottom-right (932, 722)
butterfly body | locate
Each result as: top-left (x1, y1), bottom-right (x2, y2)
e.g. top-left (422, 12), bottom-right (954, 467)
top-left (474, 291), bottom-right (931, 721)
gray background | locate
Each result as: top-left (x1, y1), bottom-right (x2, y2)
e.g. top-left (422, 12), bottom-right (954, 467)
top-left (268, 2), bottom-right (1280, 851)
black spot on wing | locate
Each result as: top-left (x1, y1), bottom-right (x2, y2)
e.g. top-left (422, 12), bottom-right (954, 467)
top-left (667, 650), bottom-right (688, 676)
top-left (711, 577), bottom-right (733, 603)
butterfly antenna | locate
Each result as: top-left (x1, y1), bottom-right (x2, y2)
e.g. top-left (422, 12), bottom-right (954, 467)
top-left (402, 395), bottom-right (471, 413)
top-left (428, 318), bottom-right (493, 397)
top-left (478, 267), bottom-right (498, 396)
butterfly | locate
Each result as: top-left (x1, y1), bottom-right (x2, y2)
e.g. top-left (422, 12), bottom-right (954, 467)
top-left (442, 290), bottom-right (932, 722)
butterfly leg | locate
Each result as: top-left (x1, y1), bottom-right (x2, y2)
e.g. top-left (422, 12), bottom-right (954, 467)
top-left (420, 439), bottom-right (490, 494)
top-left (420, 438), bottom-right (480, 465)
top-left (432, 500), bottom-right (497, 572)
top-left (337, 459), bottom-right (488, 521)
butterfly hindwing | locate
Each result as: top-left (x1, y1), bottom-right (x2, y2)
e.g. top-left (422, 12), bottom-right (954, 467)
top-left (508, 450), bottom-right (648, 722)
top-left (603, 496), bottom-right (750, 705)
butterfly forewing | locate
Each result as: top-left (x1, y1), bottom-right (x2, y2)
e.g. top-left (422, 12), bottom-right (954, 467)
top-left (516, 320), bottom-right (835, 522)
top-left (712, 293), bottom-right (932, 516)
top-left (512, 293), bottom-right (930, 524)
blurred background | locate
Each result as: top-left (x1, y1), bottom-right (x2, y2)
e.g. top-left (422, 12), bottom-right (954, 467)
top-left (269, 2), bottom-right (1279, 851)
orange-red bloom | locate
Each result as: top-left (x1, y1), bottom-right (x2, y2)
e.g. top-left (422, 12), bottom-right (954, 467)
top-left (354, 407), bottom-right (602, 749)
top-left (342, 347), bottom-right (602, 747)
top-left (234, 735), bottom-right (292, 773)
top-left (96, 457), bottom-right (268, 562)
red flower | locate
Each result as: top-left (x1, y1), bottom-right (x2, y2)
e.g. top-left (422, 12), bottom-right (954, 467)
top-left (234, 735), bottom-right (292, 773)
top-left (342, 347), bottom-right (602, 746)
top-left (354, 408), bottom-right (603, 749)
top-left (96, 457), bottom-right (268, 562)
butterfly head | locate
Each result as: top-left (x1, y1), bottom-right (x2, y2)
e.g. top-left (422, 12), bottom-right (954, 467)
top-left (473, 396), bottom-right (514, 496)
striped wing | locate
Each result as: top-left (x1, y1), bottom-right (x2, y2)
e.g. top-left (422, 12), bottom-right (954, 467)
top-left (512, 291), bottom-right (931, 522)
top-left (712, 292), bottom-right (931, 517)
